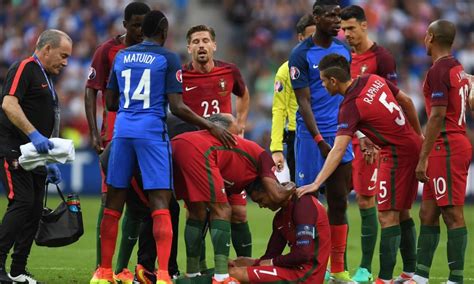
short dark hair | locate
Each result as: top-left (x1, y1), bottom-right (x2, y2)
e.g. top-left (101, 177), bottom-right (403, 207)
top-left (142, 10), bottom-right (168, 38)
top-left (124, 2), bottom-right (150, 21)
top-left (245, 178), bottom-right (263, 196)
top-left (429, 20), bottom-right (456, 48)
top-left (296, 14), bottom-right (315, 34)
top-left (340, 5), bottom-right (366, 22)
top-left (319, 53), bottom-right (351, 82)
top-left (207, 113), bottom-right (232, 129)
top-left (186, 25), bottom-right (216, 43)
top-left (313, 0), bottom-right (340, 15)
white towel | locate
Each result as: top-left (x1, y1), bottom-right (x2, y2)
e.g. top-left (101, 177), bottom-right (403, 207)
top-left (19, 138), bottom-right (75, 171)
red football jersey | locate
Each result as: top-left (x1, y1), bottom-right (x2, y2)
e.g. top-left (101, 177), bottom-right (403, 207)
top-left (172, 130), bottom-right (276, 194)
top-left (423, 56), bottom-right (470, 152)
top-left (337, 74), bottom-right (422, 162)
top-left (182, 60), bottom-right (246, 117)
top-left (86, 35), bottom-right (126, 144)
top-left (350, 43), bottom-right (398, 84)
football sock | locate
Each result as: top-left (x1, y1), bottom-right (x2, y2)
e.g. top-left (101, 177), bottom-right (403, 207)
top-left (210, 219), bottom-right (231, 275)
top-left (95, 202), bottom-right (105, 267)
top-left (330, 224), bottom-right (348, 273)
top-left (115, 208), bottom-right (141, 274)
top-left (185, 219), bottom-right (204, 274)
top-left (399, 218), bottom-right (417, 273)
top-left (378, 225), bottom-right (401, 280)
top-left (359, 207), bottom-right (377, 272)
top-left (231, 222), bottom-right (252, 257)
top-left (152, 209), bottom-right (173, 272)
top-left (415, 225), bottom-right (440, 278)
top-left (200, 241), bottom-right (208, 272)
top-left (100, 208), bottom-right (122, 269)
top-left (447, 227), bottom-right (467, 283)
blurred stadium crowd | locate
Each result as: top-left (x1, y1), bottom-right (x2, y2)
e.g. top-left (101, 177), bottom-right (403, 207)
top-left (0, 0), bottom-right (473, 150)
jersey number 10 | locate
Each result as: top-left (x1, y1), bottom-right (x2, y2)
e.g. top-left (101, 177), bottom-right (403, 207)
top-left (121, 68), bottom-right (151, 109)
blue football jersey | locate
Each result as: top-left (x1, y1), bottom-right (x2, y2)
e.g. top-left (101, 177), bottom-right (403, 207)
top-left (289, 37), bottom-right (351, 137)
top-left (107, 41), bottom-right (182, 140)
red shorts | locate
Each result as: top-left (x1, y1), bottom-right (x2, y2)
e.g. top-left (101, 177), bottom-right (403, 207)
top-left (352, 143), bottom-right (378, 196)
top-left (422, 151), bottom-right (471, 206)
top-left (247, 263), bottom-right (326, 283)
top-left (172, 139), bottom-right (227, 203)
top-left (228, 191), bottom-right (247, 206)
top-left (376, 155), bottom-right (418, 211)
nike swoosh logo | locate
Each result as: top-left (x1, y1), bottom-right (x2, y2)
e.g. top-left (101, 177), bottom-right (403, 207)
top-left (436, 195), bottom-right (446, 200)
top-left (185, 86), bottom-right (197, 91)
top-left (241, 243), bottom-right (252, 247)
top-left (378, 199), bottom-right (388, 205)
top-left (226, 243), bottom-right (231, 247)
top-left (277, 226), bottom-right (284, 230)
top-left (41, 83), bottom-right (48, 88)
top-left (313, 64), bottom-right (318, 69)
top-left (128, 236), bottom-right (139, 241)
top-left (368, 185), bottom-right (376, 191)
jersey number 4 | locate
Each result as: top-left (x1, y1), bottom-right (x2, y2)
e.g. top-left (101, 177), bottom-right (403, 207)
top-left (121, 69), bottom-right (150, 109)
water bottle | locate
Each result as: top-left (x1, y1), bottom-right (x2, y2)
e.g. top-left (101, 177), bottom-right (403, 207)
top-left (66, 194), bottom-right (80, 212)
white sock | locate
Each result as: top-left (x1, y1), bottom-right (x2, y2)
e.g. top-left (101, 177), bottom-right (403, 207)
top-left (214, 273), bottom-right (229, 281)
top-left (412, 275), bottom-right (429, 284)
top-left (446, 281), bottom-right (458, 284)
top-left (185, 272), bottom-right (201, 278)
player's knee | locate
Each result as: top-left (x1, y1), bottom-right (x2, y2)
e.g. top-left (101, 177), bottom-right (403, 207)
top-left (378, 211), bottom-right (399, 228)
top-left (418, 202), bottom-right (440, 226)
top-left (356, 194), bottom-right (375, 209)
top-left (231, 205), bottom-right (247, 223)
top-left (441, 206), bottom-right (465, 229)
top-left (210, 202), bottom-right (232, 221)
top-left (148, 190), bottom-right (172, 210)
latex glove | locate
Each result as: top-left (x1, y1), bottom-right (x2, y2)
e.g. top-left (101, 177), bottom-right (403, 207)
top-left (28, 130), bottom-right (54, 154)
top-left (46, 164), bottom-right (62, 185)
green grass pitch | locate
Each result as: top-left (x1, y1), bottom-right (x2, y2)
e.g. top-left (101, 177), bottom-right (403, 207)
top-left (1, 197), bottom-right (473, 283)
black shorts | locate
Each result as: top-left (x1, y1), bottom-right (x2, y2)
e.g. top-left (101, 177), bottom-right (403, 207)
top-left (0, 157), bottom-right (46, 202)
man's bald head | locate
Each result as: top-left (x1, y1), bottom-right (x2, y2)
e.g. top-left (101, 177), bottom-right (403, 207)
top-left (428, 20), bottom-right (456, 48)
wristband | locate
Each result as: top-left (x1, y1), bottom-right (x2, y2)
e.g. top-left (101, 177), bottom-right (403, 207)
top-left (313, 134), bottom-right (323, 144)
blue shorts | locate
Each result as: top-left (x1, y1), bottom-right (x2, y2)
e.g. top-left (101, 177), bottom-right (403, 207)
top-left (106, 138), bottom-right (173, 190)
top-left (295, 135), bottom-right (353, 187)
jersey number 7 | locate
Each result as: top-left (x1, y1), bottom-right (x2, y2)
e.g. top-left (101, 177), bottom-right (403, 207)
top-left (121, 68), bottom-right (150, 109)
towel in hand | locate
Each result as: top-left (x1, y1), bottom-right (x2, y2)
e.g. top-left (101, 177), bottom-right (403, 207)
top-left (19, 138), bottom-right (75, 171)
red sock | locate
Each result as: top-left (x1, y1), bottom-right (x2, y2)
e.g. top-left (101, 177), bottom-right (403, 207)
top-left (330, 224), bottom-right (348, 273)
top-left (100, 208), bottom-right (121, 268)
top-left (152, 209), bottom-right (173, 273)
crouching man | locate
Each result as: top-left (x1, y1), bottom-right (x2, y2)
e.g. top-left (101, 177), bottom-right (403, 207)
top-left (229, 181), bottom-right (330, 283)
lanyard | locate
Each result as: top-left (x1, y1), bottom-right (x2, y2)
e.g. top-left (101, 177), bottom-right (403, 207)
top-left (32, 54), bottom-right (58, 105)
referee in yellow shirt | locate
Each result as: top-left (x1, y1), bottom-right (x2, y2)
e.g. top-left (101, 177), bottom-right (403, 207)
top-left (271, 14), bottom-right (316, 180)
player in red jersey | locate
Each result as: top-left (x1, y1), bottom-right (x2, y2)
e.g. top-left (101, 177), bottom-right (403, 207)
top-left (228, 181), bottom-right (330, 283)
top-left (84, 3), bottom-right (151, 284)
top-left (340, 6), bottom-right (416, 283)
top-left (410, 20), bottom-right (472, 284)
top-left (297, 54), bottom-right (423, 284)
top-left (182, 24), bottom-right (252, 275)
top-left (172, 113), bottom-right (291, 284)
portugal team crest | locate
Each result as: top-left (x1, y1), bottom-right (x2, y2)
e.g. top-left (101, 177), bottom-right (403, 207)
top-left (176, 69), bottom-right (183, 83)
top-left (290, 66), bottom-right (300, 80)
top-left (218, 78), bottom-right (227, 96)
top-left (360, 64), bottom-right (368, 74)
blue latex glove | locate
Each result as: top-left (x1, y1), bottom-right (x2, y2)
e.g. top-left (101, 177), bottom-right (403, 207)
top-left (28, 130), bottom-right (54, 154)
top-left (46, 164), bottom-right (62, 185)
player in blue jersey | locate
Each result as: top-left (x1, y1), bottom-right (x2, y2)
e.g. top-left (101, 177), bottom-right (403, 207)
top-left (289, 1), bottom-right (354, 283)
top-left (93, 10), bottom-right (235, 284)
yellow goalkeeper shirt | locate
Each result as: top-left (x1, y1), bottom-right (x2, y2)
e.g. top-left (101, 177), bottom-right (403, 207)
top-left (270, 61), bottom-right (298, 152)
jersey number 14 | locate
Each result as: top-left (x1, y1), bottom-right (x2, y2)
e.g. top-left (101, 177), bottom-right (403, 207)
top-left (121, 68), bottom-right (150, 109)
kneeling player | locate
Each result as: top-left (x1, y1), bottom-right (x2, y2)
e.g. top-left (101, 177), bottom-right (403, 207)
top-left (229, 180), bottom-right (330, 283)
top-left (172, 114), bottom-right (292, 284)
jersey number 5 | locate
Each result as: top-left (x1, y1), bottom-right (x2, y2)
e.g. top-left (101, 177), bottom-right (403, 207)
top-left (121, 69), bottom-right (150, 109)
top-left (379, 92), bottom-right (405, 126)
